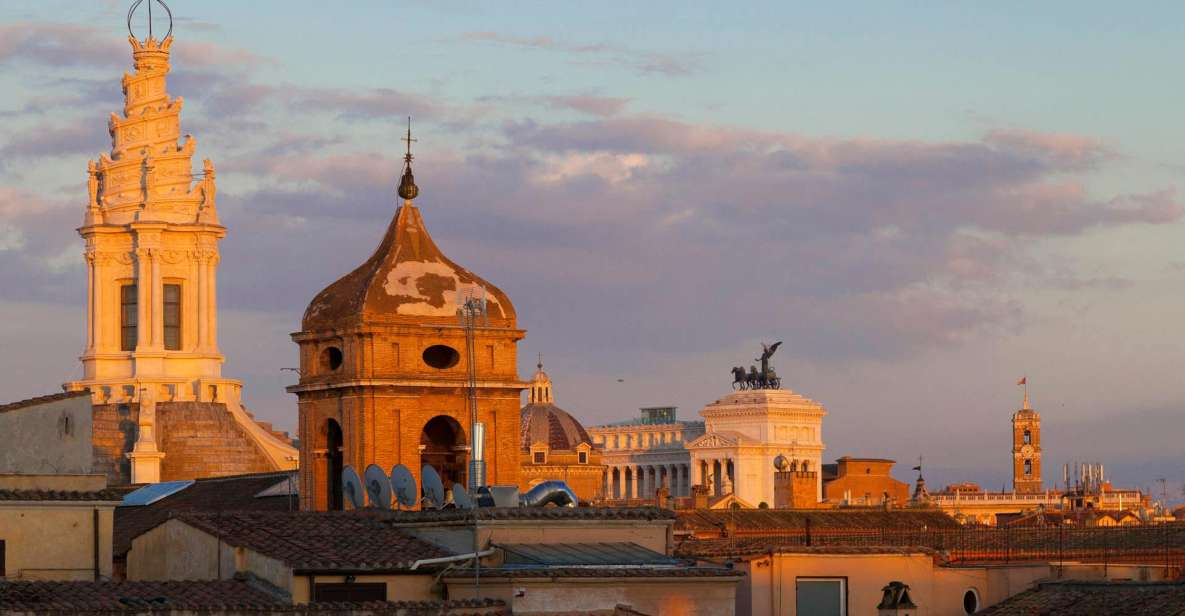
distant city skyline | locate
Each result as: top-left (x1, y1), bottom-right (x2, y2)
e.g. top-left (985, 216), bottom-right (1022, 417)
top-left (1, 1), bottom-right (1183, 499)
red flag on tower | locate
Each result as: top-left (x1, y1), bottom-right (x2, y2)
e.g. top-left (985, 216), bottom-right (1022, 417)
top-left (1017, 377), bottom-right (1026, 386)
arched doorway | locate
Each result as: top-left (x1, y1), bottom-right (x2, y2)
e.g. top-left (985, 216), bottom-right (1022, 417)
top-left (420, 415), bottom-right (467, 491)
top-left (326, 419), bottom-right (343, 511)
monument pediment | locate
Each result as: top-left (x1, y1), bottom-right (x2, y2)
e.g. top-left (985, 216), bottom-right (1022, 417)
top-left (687, 431), bottom-right (747, 449)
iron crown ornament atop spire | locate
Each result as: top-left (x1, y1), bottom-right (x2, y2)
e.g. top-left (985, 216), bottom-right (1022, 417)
top-left (397, 117), bottom-right (419, 202)
top-left (127, 0), bottom-right (174, 42)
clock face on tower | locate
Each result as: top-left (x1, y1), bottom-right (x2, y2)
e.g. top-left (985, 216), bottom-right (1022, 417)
top-left (1021, 444), bottom-right (1034, 456)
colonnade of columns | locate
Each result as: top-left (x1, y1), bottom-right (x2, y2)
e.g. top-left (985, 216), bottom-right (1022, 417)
top-left (604, 463), bottom-right (692, 500)
top-left (696, 457), bottom-right (739, 497)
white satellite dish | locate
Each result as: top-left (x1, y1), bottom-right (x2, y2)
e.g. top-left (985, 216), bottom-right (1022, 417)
top-left (364, 464), bottom-right (392, 509)
top-left (452, 482), bottom-right (474, 509)
top-left (341, 465), bottom-right (365, 510)
top-left (390, 464), bottom-right (417, 509)
top-left (421, 464), bottom-right (446, 509)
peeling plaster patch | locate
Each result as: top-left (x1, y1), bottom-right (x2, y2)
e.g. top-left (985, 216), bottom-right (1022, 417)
top-left (382, 259), bottom-right (501, 316)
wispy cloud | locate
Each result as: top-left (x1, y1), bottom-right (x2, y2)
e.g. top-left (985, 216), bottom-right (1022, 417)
top-left (460, 31), bottom-right (699, 76)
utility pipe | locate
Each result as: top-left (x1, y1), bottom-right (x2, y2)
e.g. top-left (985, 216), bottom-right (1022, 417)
top-left (410, 548), bottom-right (496, 571)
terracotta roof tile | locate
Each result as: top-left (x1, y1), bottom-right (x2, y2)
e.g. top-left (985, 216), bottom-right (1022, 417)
top-left (978, 581), bottom-right (1185, 615)
top-left (114, 471), bottom-right (297, 556)
top-left (675, 509), bottom-right (958, 535)
top-left (0, 579), bottom-right (508, 613)
top-left (166, 511), bottom-right (453, 571)
top-left (520, 403), bottom-right (594, 450)
top-left (0, 390), bottom-right (89, 414)
top-left (0, 488), bottom-right (124, 502)
top-left (447, 567), bottom-right (743, 579)
top-left (381, 507), bottom-right (675, 524)
top-left (675, 537), bottom-right (940, 560)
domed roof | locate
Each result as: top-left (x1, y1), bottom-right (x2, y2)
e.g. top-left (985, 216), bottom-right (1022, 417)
top-left (520, 403), bottom-right (593, 451)
top-left (519, 359), bottom-right (592, 451)
top-left (302, 200), bottom-right (515, 331)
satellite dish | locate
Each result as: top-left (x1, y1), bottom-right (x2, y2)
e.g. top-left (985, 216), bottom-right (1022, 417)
top-left (453, 483), bottom-right (474, 509)
top-left (341, 465), bottom-right (365, 510)
top-left (364, 464), bottom-right (392, 509)
top-left (773, 454), bottom-right (789, 471)
top-left (390, 464), bottom-right (417, 509)
top-left (421, 464), bottom-right (445, 509)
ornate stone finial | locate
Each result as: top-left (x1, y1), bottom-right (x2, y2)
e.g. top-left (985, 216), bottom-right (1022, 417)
top-left (397, 116), bottom-right (419, 202)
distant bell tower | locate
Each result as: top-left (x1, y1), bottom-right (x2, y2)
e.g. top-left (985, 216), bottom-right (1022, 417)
top-left (1011, 378), bottom-right (1041, 493)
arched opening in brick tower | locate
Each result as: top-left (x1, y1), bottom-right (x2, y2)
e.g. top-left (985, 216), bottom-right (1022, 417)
top-left (420, 415), bottom-right (467, 492)
top-left (326, 419), bottom-right (344, 511)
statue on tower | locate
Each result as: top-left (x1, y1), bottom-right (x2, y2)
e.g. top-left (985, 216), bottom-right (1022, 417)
top-left (731, 340), bottom-right (783, 390)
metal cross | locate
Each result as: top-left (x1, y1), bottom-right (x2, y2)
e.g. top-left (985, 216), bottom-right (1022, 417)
top-left (401, 117), bottom-right (417, 162)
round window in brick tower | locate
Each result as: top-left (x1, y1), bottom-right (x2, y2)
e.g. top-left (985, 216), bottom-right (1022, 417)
top-left (320, 346), bottom-right (343, 372)
top-left (422, 345), bottom-right (460, 369)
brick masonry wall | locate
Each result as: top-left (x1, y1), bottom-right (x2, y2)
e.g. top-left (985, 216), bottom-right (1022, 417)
top-left (92, 402), bottom-right (277, 484)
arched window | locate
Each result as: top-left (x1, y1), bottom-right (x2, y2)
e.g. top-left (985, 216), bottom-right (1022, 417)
top-left (1023, 430), bottom-right (1031, 445)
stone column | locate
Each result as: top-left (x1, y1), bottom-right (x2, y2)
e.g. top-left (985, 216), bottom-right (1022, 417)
top-left (93, 254), bottom-right (104, 352)
top-left (197, 252), bottom-right (208, 350)
top-left (207, 253), bottom-right (219, 352)
top-left (151, 248), bottom-right (163, 349)
top-left (135, 249), bottom-right (149, 351)
top-left (85, 252), bottom-right (95, 352)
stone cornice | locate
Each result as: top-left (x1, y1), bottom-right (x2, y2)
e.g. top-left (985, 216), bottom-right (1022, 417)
top-left (588, 422), bottom-right (705, 434)
top-left (287, 378), bottom-right (528, 394)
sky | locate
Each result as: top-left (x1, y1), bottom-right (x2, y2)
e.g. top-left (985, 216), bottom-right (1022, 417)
top-left (1, 1), bottom-right (1184, 499)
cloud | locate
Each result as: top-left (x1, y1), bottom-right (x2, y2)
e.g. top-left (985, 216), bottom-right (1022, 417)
top-left (460, 31), bottom-right (699, 76)
top-left (0, 23), bottom-right (125, 67)
top-left (543, 95), bottom-right (631, 117)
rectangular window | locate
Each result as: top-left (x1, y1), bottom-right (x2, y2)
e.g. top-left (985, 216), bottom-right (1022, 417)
top-left (313, 583), bottom-right (386, 602)
top-left (163, 284), bottom-right (181, 350)
top-left (1024, 459), bottom-right (1032, 476)
top-left (533, 451), bottom-right (546, 464)
top-left (1023, 430), bottom-right (1032, 445)
top-left (578, 451), bottom-right (588, 464)
top-left (796, 578), bottom-right (846, 616)
top-left (120, 284), bottom-right (137, 351)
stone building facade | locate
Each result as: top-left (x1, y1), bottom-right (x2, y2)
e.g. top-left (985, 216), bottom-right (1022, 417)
top-left (58, 31), bottom-right (295, 484)
top-left (588, 408), bottom-right (704, 501)
top-left (519, 363), bottom-right (605, 502)
top-left (821, 457), bottom-right (911, 506)
top-left (289, 157), bottom-right (524, 511)
top-left (688, 389), bottom-right (826, 508)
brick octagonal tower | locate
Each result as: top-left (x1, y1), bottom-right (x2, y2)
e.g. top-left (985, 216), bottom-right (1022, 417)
top-left (290, 155), bottom-right (525, 511)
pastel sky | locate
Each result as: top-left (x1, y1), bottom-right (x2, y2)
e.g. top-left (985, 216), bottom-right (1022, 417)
top-left (2, 1), bottom-right (1184, 498)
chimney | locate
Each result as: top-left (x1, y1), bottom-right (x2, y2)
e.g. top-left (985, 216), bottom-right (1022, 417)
top-left (877, 581), bottom-right (918, 616)
top-left (692, 484), bottom-right (709, 510)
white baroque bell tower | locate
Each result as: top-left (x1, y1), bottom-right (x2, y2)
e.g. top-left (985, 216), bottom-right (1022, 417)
top-left (65, 33), bottom-right (236, 408)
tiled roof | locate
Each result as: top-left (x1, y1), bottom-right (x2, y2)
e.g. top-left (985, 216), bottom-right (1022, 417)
top-left (114, 471), bottom-right (298, 556)
top-left (0, 390), bottom-right (89, 414)
top-left (520, 403), bottom-right (593, 450)
top-left (379, 507), bottom-right (675, 524)
top-left (675, 509), bottom-right (958, 535)
top-left (0, 578), bottom-right (508, 613)
top-left (0, 488), bottom-right (124, 502)
top-left (675, 537), bottom-right (938, 560)
top-left (446, 566), bottom-right (743, 579)
top-left (0, 578), bottom-right (285, 611)
top-left (165, 511), bottom-right (453, 572)
top-left (978, 581), bottom-right (1185, 615)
